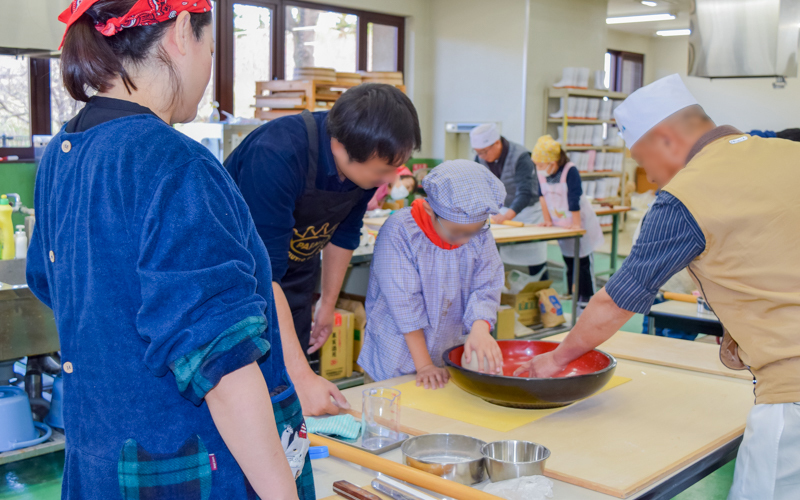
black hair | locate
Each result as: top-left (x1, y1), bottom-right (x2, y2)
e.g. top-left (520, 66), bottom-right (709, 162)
top-left (61, 0), bottom-right (212, 102)
top-left (399, 174), bottom-right (418, 193)
top-left (558, 148), bottom-right (569, 168)
top-left (327, 83), bottom-right (422, 166)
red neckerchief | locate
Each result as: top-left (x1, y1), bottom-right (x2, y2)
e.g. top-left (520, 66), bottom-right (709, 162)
top-left (410, 199), bottom-right (461, 250)
top-left (58, 0), bottom-right (213, 49)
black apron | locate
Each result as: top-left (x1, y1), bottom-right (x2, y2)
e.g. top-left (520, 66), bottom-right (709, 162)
top-left (282, 111), bottom-right (364, 353)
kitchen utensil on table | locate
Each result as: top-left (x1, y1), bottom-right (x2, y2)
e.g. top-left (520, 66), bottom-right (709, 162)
top-left (0, 386), bottom-right (53, 452)
top-left (312, 413), bottom-right (409, 455)
top-left (443, 340), bottom-right (616, 409)
top-left (45, 376), bottom-right (64, 430)
top-left (401, 434), bottom-right (487, 485)
top-left (372, 475), bottom-right (439, 500)
top-left (333, 480), bottom-right (384, 500)
top-left (482, 440), bottom-right (550, 482)
top-left (501, 220), bottom-right (525, 227)
top-left (362, 388), bottom-right (403, 450)
top-left (310, 434), bottom-right (504, 500)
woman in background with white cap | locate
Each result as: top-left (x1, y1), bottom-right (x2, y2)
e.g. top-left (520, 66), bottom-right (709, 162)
top-left (516, 74), bottom-right (800, 499)
top-left (358, 160), bottom-right (506, 389)
top-left (470, 124), bottom-right (549, 279)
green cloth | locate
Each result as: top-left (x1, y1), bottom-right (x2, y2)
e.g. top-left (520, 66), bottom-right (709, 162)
top-left (306, 414), bottom-right (362, 440)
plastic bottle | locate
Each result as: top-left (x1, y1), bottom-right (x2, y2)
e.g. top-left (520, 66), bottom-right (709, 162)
top-left (0, 195), bottom-right (14, 260)
top-left (14, 225), bottom-right (27, 259)
top-left (209, 101), bottom-right (221, 123)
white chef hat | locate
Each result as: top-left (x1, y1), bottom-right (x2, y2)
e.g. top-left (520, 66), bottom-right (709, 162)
top-left (614, 74), bottom-right (699, 148)
top-left (469, 123), bottom-right (501, 150)
top-left (423, 160), bottom-right (506, 224)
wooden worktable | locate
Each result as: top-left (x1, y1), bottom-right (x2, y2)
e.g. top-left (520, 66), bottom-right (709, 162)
top-left (364, 216), bottom-right (586, 244)
top-left (312, 334), bottom-right (753, 499)
top-left (593, 205), bottom-right (632, 217)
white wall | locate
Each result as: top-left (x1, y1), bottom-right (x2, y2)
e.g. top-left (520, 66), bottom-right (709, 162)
top-left (606, 29), bottom-right (656, 85)
top-left (650, 36), bottom-right (800, 132)
top-left (428, 0), bottom-right (528, 157)
top-left (1, 0), bottom-right (69, 51)
top-left (525, 0), bottom-right (609, 145)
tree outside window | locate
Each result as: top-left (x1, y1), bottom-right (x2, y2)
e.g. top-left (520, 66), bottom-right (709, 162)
top-left (0, 55), bottom-right (32, 148)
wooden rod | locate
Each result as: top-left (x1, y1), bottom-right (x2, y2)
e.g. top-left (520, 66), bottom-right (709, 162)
top-left (663, 292), bottom-right (697, 304)
top-left (310, 434), bottom-right (503, 500)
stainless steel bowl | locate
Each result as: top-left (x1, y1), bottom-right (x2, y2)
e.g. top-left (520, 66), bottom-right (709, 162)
top-left (482, 440), bottom-right (550, 482)
top-left (401, 434), bottom-right (487, 485)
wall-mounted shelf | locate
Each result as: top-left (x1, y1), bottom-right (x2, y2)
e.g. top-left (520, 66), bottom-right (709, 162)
top-left (544, 87), bottom-right (630, 207)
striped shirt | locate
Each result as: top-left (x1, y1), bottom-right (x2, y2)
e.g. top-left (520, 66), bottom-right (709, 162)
top-left (605, 192), bottom-right (706, 314)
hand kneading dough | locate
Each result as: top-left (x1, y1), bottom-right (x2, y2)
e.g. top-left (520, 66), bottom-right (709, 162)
top-left (461, 351), bottom-right (497, 373)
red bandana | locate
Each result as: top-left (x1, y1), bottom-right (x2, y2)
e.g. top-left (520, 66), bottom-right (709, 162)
top-left (410, 199), bottom-right (461, 250)
top-left (58, 0), bottom-right (213, 49)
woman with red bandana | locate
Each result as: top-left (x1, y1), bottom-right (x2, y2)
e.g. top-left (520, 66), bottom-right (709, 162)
top-left (26, 1), bottom-right (311, 498)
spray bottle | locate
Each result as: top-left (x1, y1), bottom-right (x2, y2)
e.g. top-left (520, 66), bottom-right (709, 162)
top-left (14, 225), bottom-right (27, 259)
top-left (0, 195), bottom-right (14, 260)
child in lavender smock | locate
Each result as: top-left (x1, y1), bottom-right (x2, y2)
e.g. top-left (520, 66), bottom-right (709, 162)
top-left (358, 160), bottom-right (506, 389)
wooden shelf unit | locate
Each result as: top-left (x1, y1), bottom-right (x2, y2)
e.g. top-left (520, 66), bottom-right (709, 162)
top-left (543, 87), bottom-right (629, 205)
top-left (253, 79), bottom-right (406, 121)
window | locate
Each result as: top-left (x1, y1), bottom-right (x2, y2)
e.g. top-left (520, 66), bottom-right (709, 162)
top-left (50, 59), bottom-right (85, 133)
top-left (0, 55), bottom-right (32, 148)
top-left (606, 50), bottom-right (644, 94)
top-left (284, 5), bottom-right (357, 77)
top-left (214, 1), bottom-right (405, 116)
top-left (367, 23), bottom-right (399, 72)
top-left (233, 3), bottom-right (273, 119)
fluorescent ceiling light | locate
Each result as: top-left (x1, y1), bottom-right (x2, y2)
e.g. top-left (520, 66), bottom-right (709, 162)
top-left (607, 13), bottom-right (676, 24)
top-left (641, 1), bottom-right (658, 6)
top-left (657, 29), bottom-right (691, 36)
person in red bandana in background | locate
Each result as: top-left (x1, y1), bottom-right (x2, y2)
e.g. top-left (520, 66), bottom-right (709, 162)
top-left (27, 1), bottom-right (310, 498)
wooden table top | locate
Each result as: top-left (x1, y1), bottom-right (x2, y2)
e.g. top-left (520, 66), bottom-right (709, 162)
top-left (593, 205), bottom-right (632, 216)
top-left (649, 300), bottom-right (720, 323)
top-left (363, 216), bottom-right (586, 244)
top-left (313, 334), bottom-right (753, 499)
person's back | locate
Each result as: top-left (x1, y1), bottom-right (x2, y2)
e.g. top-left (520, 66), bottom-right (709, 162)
top-left (663, 132), bottom-right (800, 404)
top-left (30, 114), bottom-right (287, 497)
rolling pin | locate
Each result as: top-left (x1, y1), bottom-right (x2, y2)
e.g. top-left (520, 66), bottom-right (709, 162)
top-left (501, 220), bottom-right (525, 227)
top-left (310, 434), bottom-right (503, 500)
top-left (663, 292), bottom-right (698, 304)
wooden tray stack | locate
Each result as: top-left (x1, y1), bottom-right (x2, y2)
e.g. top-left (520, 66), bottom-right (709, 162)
top-left (359, 71), bottom-right (404, 86)
top-left (293, 66), bottom-right (337, 82)
top-left (253, 68), bottom-right (405, 121)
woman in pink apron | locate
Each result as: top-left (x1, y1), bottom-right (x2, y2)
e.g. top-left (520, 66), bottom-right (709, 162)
top-left (532, 135), bottom-right (604, 316)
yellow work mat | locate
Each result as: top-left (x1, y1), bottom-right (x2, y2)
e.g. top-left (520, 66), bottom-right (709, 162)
top-left (392, 376), bottom-right (631, 432)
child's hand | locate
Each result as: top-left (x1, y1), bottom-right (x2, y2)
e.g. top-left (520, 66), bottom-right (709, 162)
top-left (538, 220), bottom-right (553, 227)
top-left (416, 364), bottom-right (450, 390)
top-left (568, 221), bottom-right (583, 230)
top-left (464, 325), bottom-right (503, 375)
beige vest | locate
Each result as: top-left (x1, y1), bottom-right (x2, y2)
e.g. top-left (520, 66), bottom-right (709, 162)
top-left (663, 130), bottom-right (800, 405)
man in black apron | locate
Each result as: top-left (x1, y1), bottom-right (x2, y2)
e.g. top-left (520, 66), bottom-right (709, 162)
top-left (225, 84), bottom-right (421, 415)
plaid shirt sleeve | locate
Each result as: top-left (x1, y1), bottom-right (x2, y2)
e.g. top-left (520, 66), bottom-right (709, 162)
top-left (463, 233), bottom-right (504, 329)
top-left (374, 220), bottom-right (430, 334)
top-left (605, 192), bottom-right (706, 314)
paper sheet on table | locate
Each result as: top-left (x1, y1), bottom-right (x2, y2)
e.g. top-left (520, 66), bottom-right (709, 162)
top-left (392, 376), bottom-right (631, 433)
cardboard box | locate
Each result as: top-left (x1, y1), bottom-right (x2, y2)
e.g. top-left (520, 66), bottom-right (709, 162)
top-left (319, 309), bottom-right (355, 381)
top-left (336, 298), bottom-right (367, 373)
top-left (495, 305), bottom-right (516, 340)
top-left (500, 279), bottom-right (553, 326)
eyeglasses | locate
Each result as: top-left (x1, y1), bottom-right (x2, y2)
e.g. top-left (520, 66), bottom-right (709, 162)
top-left (434, 213), bottom-right (491, 243)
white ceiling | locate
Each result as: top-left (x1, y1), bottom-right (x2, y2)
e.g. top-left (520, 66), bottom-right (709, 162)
top-left (607, 0), bottom-right (691, 36)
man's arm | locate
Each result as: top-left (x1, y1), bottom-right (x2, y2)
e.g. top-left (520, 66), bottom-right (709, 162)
top-left (308, 242), bottom-right (354, 354)
top-left (516, 192), bottom-right (706, 376)
top-left (273, 282), bottom-right (349, 416)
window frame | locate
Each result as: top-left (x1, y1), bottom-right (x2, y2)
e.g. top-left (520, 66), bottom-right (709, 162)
top-left (0, 0), bottom-right (405, 153)
top-left (0, 55), bottom-right (50, 160)
top-left (607, 49), bottom-right (644, 94)
top-left (215, 0), bottom-right (405, 115)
